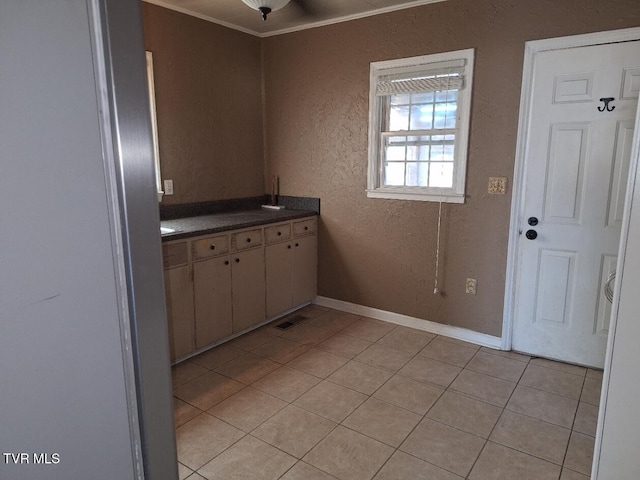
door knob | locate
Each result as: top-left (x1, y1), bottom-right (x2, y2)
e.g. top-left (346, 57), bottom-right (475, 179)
top-left (528, 217), bottom-right (539, 226)
top-left (525, 230), bottom-right (537, 240)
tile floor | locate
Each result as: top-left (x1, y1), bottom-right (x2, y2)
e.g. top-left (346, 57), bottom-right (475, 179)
top-left (172, 305), bottom-right (602, 480)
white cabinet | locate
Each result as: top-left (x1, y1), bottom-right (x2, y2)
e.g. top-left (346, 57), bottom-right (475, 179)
top-left (163, 215), bottom-right (317, 363)
top-left (162, 242), bottom-right (195, 362)
top-left (265, 217), bottom-right (317, 318)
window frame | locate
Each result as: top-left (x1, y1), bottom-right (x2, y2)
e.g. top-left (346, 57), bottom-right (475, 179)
top-left (366, 49), bottom-right (474, 203)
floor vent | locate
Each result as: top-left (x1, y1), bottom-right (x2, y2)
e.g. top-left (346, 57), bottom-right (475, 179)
top-left (275, 314), bottom-right (307, 330)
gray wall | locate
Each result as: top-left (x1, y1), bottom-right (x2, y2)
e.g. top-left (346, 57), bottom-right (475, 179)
top-left (0, 1), bottom-right (175, 478)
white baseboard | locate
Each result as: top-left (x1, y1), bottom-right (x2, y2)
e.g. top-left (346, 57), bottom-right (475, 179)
top-left (313, 296), bottom-right (503, 350)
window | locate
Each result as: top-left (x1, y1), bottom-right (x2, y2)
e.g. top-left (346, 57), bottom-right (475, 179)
top-left (146, 51), bottom-right (164, 202)
top-left (367, 49), bottom-right (474, 203)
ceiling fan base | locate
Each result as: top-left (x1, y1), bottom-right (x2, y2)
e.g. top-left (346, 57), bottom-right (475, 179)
top-left (258, 6), bottom-right (272, 21)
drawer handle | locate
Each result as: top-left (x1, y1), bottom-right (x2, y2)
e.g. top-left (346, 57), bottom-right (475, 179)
top-left (287, 245), bottom-right (292, 250)
top-left (246, 238), bottom-right (251, 243)
top-left (210, 245), bottom-right (215, 250)
top-left (235, 258), bottom-right (240, 263)
top-left (304, 226), bottom-right (308, 230)
top-left (277, 231), bottom-right (282, 236)
top-left (295, 243), bottom-right (299, 247)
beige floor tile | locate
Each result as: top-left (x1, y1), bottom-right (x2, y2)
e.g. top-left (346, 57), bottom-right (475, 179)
top-left (214, 352), bottom-right (280, 384)
top-left (564, 432), bottom-right (595, 476)
top-left (294, 380), bottom-right (367, 422)
top-left (466, 351), bottom-right (527, 383)
top-left (186, 473), bottom-right (206, 480)
top-left (340, 318), bottom-right (395, 342)
top-left (373, 374), bottom-right (444, 415)
top-left (304, 426), bottom-right (394, 480)
top-left (175, 412), bottom-right (244, 470)
top-left (529, 357), bottom-right (587, 377)
top-left (373, 451), bottom-right (463, 480)
top-left (449, 370), bottom-right (516, 407)
top-left (436, 336), bottom-right (481, 351)
top-left (468, 442), bottom-right (561, 480)
top-left (189, 343), bottom-right (244, 371)
top-left (286, 348), bottom-right (349, 378)
top-left (376, 326), bottom-right (435, 354)
top-left (398, 356), bottom-right (462, 388)
top-left (172, 361), bottom-right (209, 388)
top-left (296, 304), bottom-right (331, 319)
top-left (251, 365), bottom-right (321, 402)
top-left (343, 397), bottom-right (421, 447)
top-left (581, 377), bottom-right (602, 406)
top-left (560, 467), bottom-right (590, 480)
top-left (506, 385), bottom-right (578, 428)
top-left (250, 336), bottom-right (310, 364)
top-left (253, 405), bottom-right (336, 458)
top-left (479, 347), bottom-right (530, 363)
top-left (587, 368), bottom-right (603, 380)
top-left (418, 337), bottom-right (478, 367)
top-left (573, 401), bottom-right (599, 437)
top-left (228, 329), bottom-right (278, 351)
top-left (207, 386), bottom-right (286, 432)
top-left (199, 435), bottom-right (296, 480)
top-left (426, 391), bottom-right (502, 438)
top-left (305, 310), bottom-right (360, 333)
top-left (519, 364), bottom-right (584, 399)
top-left (354, 344), bottom-right (413, 372)
top-left (178, 462), bottom-right (192, 480)
top-left (174, 371), bottom-right (245, 410)
top-left (316, 333), bottom-right (372, 359)
top-left (174, 397), bottom-right (202, 428)
top-left (327, 360), bottom-right (393, 395)
top-left (489, 410), bottom-right (570, 465)
top-left (280, 461), bottom-right (338, 480)
top-left (282, 323), bottom-right (334, 345)
top-left (400, 418), bottom-right (485, 477)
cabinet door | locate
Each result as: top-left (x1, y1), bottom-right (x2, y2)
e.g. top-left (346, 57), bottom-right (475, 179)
top-left (163, 265), bottom-right (195, 362)
top-left (193, 256), bottom-right (232, 349)
top-left (231, 247), bottom-right (266, 333)
top-left (265, 242), bottom-right (293, 318)
top-left (292, 234), bottom-right (317, 306)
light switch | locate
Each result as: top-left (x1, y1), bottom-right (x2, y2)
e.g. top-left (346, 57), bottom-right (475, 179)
top-left (488, 177), bottom-right (507, 195)
top-left (164, 179), bottom-right (174, 195)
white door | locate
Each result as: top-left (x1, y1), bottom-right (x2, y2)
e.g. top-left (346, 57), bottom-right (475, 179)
top-left (512, 41), bottom-right (640, 368)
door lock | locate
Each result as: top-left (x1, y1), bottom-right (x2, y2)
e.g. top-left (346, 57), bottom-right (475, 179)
top-left (525, 230), bottom-right (538, 240)
top-left (528, 217), bottom-right (539, 226)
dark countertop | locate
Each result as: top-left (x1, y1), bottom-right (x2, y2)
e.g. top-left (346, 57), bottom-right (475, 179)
top-left (160, 208), bottom-right (317, 242)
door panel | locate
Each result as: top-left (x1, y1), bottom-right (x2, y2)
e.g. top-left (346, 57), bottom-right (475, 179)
top-left (513, 40), bottom-right (639, 367)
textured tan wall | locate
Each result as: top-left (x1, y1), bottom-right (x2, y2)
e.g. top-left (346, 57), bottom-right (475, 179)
top-left (263, 0), bottom-right (640, 336)
top-left (143, 3), bottom-right (264, 204)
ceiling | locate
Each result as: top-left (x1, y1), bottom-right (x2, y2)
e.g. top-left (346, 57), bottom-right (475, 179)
top-left (143, 0), bottom-right (445, 37)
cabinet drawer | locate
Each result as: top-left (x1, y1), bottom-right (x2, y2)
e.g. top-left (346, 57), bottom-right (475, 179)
top-left (293, 217), bottom-right (317, 237)
top-left (162, 242), bottom-right (189, 269)
top-left (265, 223), bottom-right (291, 244)
top-left (192, 235), bottom-right (230, 260)
top-left (231, 229), bottom-right (263, 251)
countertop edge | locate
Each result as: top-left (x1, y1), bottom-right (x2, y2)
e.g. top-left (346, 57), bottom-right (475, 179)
top-left (160, 210), bottom-right (317, 242)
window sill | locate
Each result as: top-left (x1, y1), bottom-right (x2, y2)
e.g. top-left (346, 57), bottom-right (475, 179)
top-left (366, 189), bottom-right (465, 203)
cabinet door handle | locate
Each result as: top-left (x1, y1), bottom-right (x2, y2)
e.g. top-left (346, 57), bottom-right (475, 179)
top-left (304, 226), bottom-right (308, 230)
top-left (295, 243), bottom-right (299, 247)
top-left (287, 245), bottom-right (292, 249)
top-left (210, 245), bottom-right (215, 250)
top-left (224, 260), bottom-right (229, 266)
top-left (246, 238), bottom-right (251, 243)
top-left (235, 258), bottom-right (240, 263)
top-left (277, 231), bottom-right (282, 236)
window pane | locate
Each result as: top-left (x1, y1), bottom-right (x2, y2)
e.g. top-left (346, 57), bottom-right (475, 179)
top-left (384, 162), bottom-right (405, 186)
top-left (433, 103), bottom-right (457, 129)
top-left (386, 145), bottom-right (406, 161)
top-left (411, 92), bottom-right (434, 103)
top-left (389, 106), bottom-right (409, 130)
top-left (390, 93), bottom-right (411, 106)
top-left (428, 162), bottom-right (454, 188)
top-left (409, 105), bottom-right (433, 130)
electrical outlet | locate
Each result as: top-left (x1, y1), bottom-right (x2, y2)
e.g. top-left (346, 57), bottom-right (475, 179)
top-left (488, 177), bottom-right (507, 195)
top-left (466, 278), bottom-right (477, 295)
top-left (164, 179), bottom-right (174, 195)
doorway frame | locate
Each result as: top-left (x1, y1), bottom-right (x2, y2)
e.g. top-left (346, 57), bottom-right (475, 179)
top-left (502, 26), bottom-right (640, 352)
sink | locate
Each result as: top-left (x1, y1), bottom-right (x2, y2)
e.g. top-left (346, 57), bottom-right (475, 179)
top-left (160, 227), bottom-right (176, 234)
